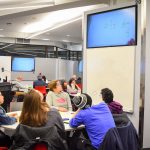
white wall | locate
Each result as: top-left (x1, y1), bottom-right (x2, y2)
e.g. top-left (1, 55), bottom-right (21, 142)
top-left (83, 2), bottom-right (141, 131)
top-left (143, 0), bottom-right (150, 148)
top-left (58, 59), bottom-right (78, 81)
top-left (10, 57), bottom-right (78, 82)
top-left (11, 57), bottom-right (58, 81)
top-left (0, 56), bottom-right (11, 82)
top-left (85, 47), bottom-right (135, 113)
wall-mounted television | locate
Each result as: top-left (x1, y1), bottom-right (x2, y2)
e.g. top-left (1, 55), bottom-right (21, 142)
top-left (11, 57), bottom-right (35, 72)
top-left (78, 60), bottom-right (83, 73)
top-left (87, 5), bottom-right (137, 48)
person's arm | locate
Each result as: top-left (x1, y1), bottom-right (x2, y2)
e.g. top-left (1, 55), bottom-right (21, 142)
top-left (14, 81), bottom-right (26, 89)
top-left (66, 93), bottom-right (72, 111)
top-left (0, 113), bottom-right (17, 125)
top-left (69, 109), bottom-right (83, 128)
top-left (76, 84), bottom-right (81, 93)
top-left (67, 85), bottom-right (74, 94)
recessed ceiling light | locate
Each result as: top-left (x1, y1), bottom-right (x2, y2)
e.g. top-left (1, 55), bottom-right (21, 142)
top-left (66, 35), bottom-right (70, 37)
top-left (62, 40), bottom-right (69, 42)
top-left (0, 29), bottom-right (4, 30)
top-left (42, 38), bottom-right (50, 41)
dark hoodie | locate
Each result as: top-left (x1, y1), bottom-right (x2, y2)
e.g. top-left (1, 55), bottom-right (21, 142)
top-left (108, 101), bottom-right (123, 114)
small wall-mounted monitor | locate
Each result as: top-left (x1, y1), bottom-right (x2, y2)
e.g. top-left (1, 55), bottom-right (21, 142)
top-left (11, 57), bottom-right (35, 72)
top-left (87, 5), bottom-right (137, 48)
top-left (78, 60), bottom-right (83, 73)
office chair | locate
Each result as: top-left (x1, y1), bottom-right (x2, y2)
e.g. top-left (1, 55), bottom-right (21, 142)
top-left (34, 86), bottom-right (46, 95)
top-left (32, 143), bottom-right (48, 150)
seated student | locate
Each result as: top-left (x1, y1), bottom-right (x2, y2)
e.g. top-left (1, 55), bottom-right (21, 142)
top-left (69, 93), bottom-right (115, 150)
top-left (46, 80), bottom-right (72, 112)
top-left (42, 75), bottom-right (49, 84)
top-left (60, 79), bottom-right (68, 92)
top-left (101, 88), bottom-right (123, 114)
top-left (12, 76), bottom-right (28, 92)
top-left (0, 92), bottom-right (18, 125)
top-left (33, 73), bottom-right (47, 88)
top-left (11, 89), bottom-right (67, 149)
top-left (67, 78), bottom-right (81, 95)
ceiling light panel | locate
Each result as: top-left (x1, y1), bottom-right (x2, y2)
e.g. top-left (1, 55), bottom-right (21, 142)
top-left (21, 5), bottom-right (101, 33)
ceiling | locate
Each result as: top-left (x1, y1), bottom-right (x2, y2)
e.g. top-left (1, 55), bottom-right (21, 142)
top-left (0, 0), bottom-right (109, 45)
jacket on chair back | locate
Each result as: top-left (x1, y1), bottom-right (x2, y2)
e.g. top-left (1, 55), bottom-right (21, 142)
top-left (99, 127), bottom-right (124, 150)
top-left (10, 124), bottom-right (68, 150)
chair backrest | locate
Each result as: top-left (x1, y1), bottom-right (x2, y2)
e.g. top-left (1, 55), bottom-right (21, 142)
top-left (9, 102), bottom-right (23, 112)
top-left (117, 121), bottom-right (140, 150)
top-left (32, 143), bottom-right (48, 150)
top-left (11, 124), bottom-right (68, 150)
top-left (34, 86), bottom-right (46, 95)
top-left (99, 127), bottom-right (124, 150)
top-left (0, 147), bottom-right (8, 150)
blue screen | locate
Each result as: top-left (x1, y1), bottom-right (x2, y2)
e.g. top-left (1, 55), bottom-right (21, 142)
top-left (87, 6), bottom-right (137, 48)
top-left (12, 57), bottom-right (35, 72)
top-left (78, 60), bottom-right (83, 73)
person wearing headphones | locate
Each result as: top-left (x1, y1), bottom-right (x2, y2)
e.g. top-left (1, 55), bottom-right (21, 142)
top-left (69, 93), bottom-right (115, 150)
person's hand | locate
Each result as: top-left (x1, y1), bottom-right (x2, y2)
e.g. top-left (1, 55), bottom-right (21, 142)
top-left (72, 108), bottom-right (80, 118)
top-left (8, 113), bottom-right (19, 122)
top-left (8, 112), bottom-right (18, 117)
top-left (58, 107), bottom-right (68, 112)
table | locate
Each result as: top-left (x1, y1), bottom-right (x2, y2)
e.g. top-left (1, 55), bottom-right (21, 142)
top-left (1, 111), bottom-right (84, 136)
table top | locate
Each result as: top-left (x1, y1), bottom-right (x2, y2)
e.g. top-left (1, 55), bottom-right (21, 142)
top-left (2, 111), bottom-right (84, 135)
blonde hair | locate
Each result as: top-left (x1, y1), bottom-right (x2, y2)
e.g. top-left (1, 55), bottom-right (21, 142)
top-left (48, 80), bottom-right (59, 91)
top-left (19, 89), bottom-right (50, 127)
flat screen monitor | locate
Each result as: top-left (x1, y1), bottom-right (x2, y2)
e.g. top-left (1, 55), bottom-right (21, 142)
top-left (87, 5), bottom-right (137, 48)
top-left (78, 60), bottom-right (83, 73)
top-left (11, 57), bottom-right (35, 72)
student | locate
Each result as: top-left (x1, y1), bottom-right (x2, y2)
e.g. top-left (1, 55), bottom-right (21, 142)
top-left (69, 93), bottom-right (115, 150)
top-left (101, 88), bottom-right (123, 114)
top-left (33, 73), bottom-right (47, 88)
top-left (42, 75), bottom-right (49, 84)
top-left (60, 79), bottom-right (68, 92)
top-left (0, 92), bottom-right (18, 125)
top-left (46, 80), bottom-right (72, 112)
top-left (11, 89), bottom-right (67, 149)
top-left (67, 78), bottom-right (81, 95)
top-left (12, 76), bottom-right (28, 92)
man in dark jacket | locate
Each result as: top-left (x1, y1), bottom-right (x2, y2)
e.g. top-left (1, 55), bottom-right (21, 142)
top-left (33, 73), bottom-right (46, 88)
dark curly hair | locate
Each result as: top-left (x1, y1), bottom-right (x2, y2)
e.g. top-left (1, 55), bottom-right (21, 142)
top-left (101, 88), bottom-right (113, 103)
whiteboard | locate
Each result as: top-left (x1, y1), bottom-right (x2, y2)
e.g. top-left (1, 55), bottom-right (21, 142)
top-left (85, 46), bottom-right (135, 112)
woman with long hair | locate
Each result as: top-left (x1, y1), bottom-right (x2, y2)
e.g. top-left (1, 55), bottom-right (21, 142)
top-left (11, 89), bottom-right (67, 149)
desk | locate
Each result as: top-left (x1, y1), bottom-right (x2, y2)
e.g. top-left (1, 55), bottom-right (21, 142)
top-left (2, 111), bottom-right (84, 136)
